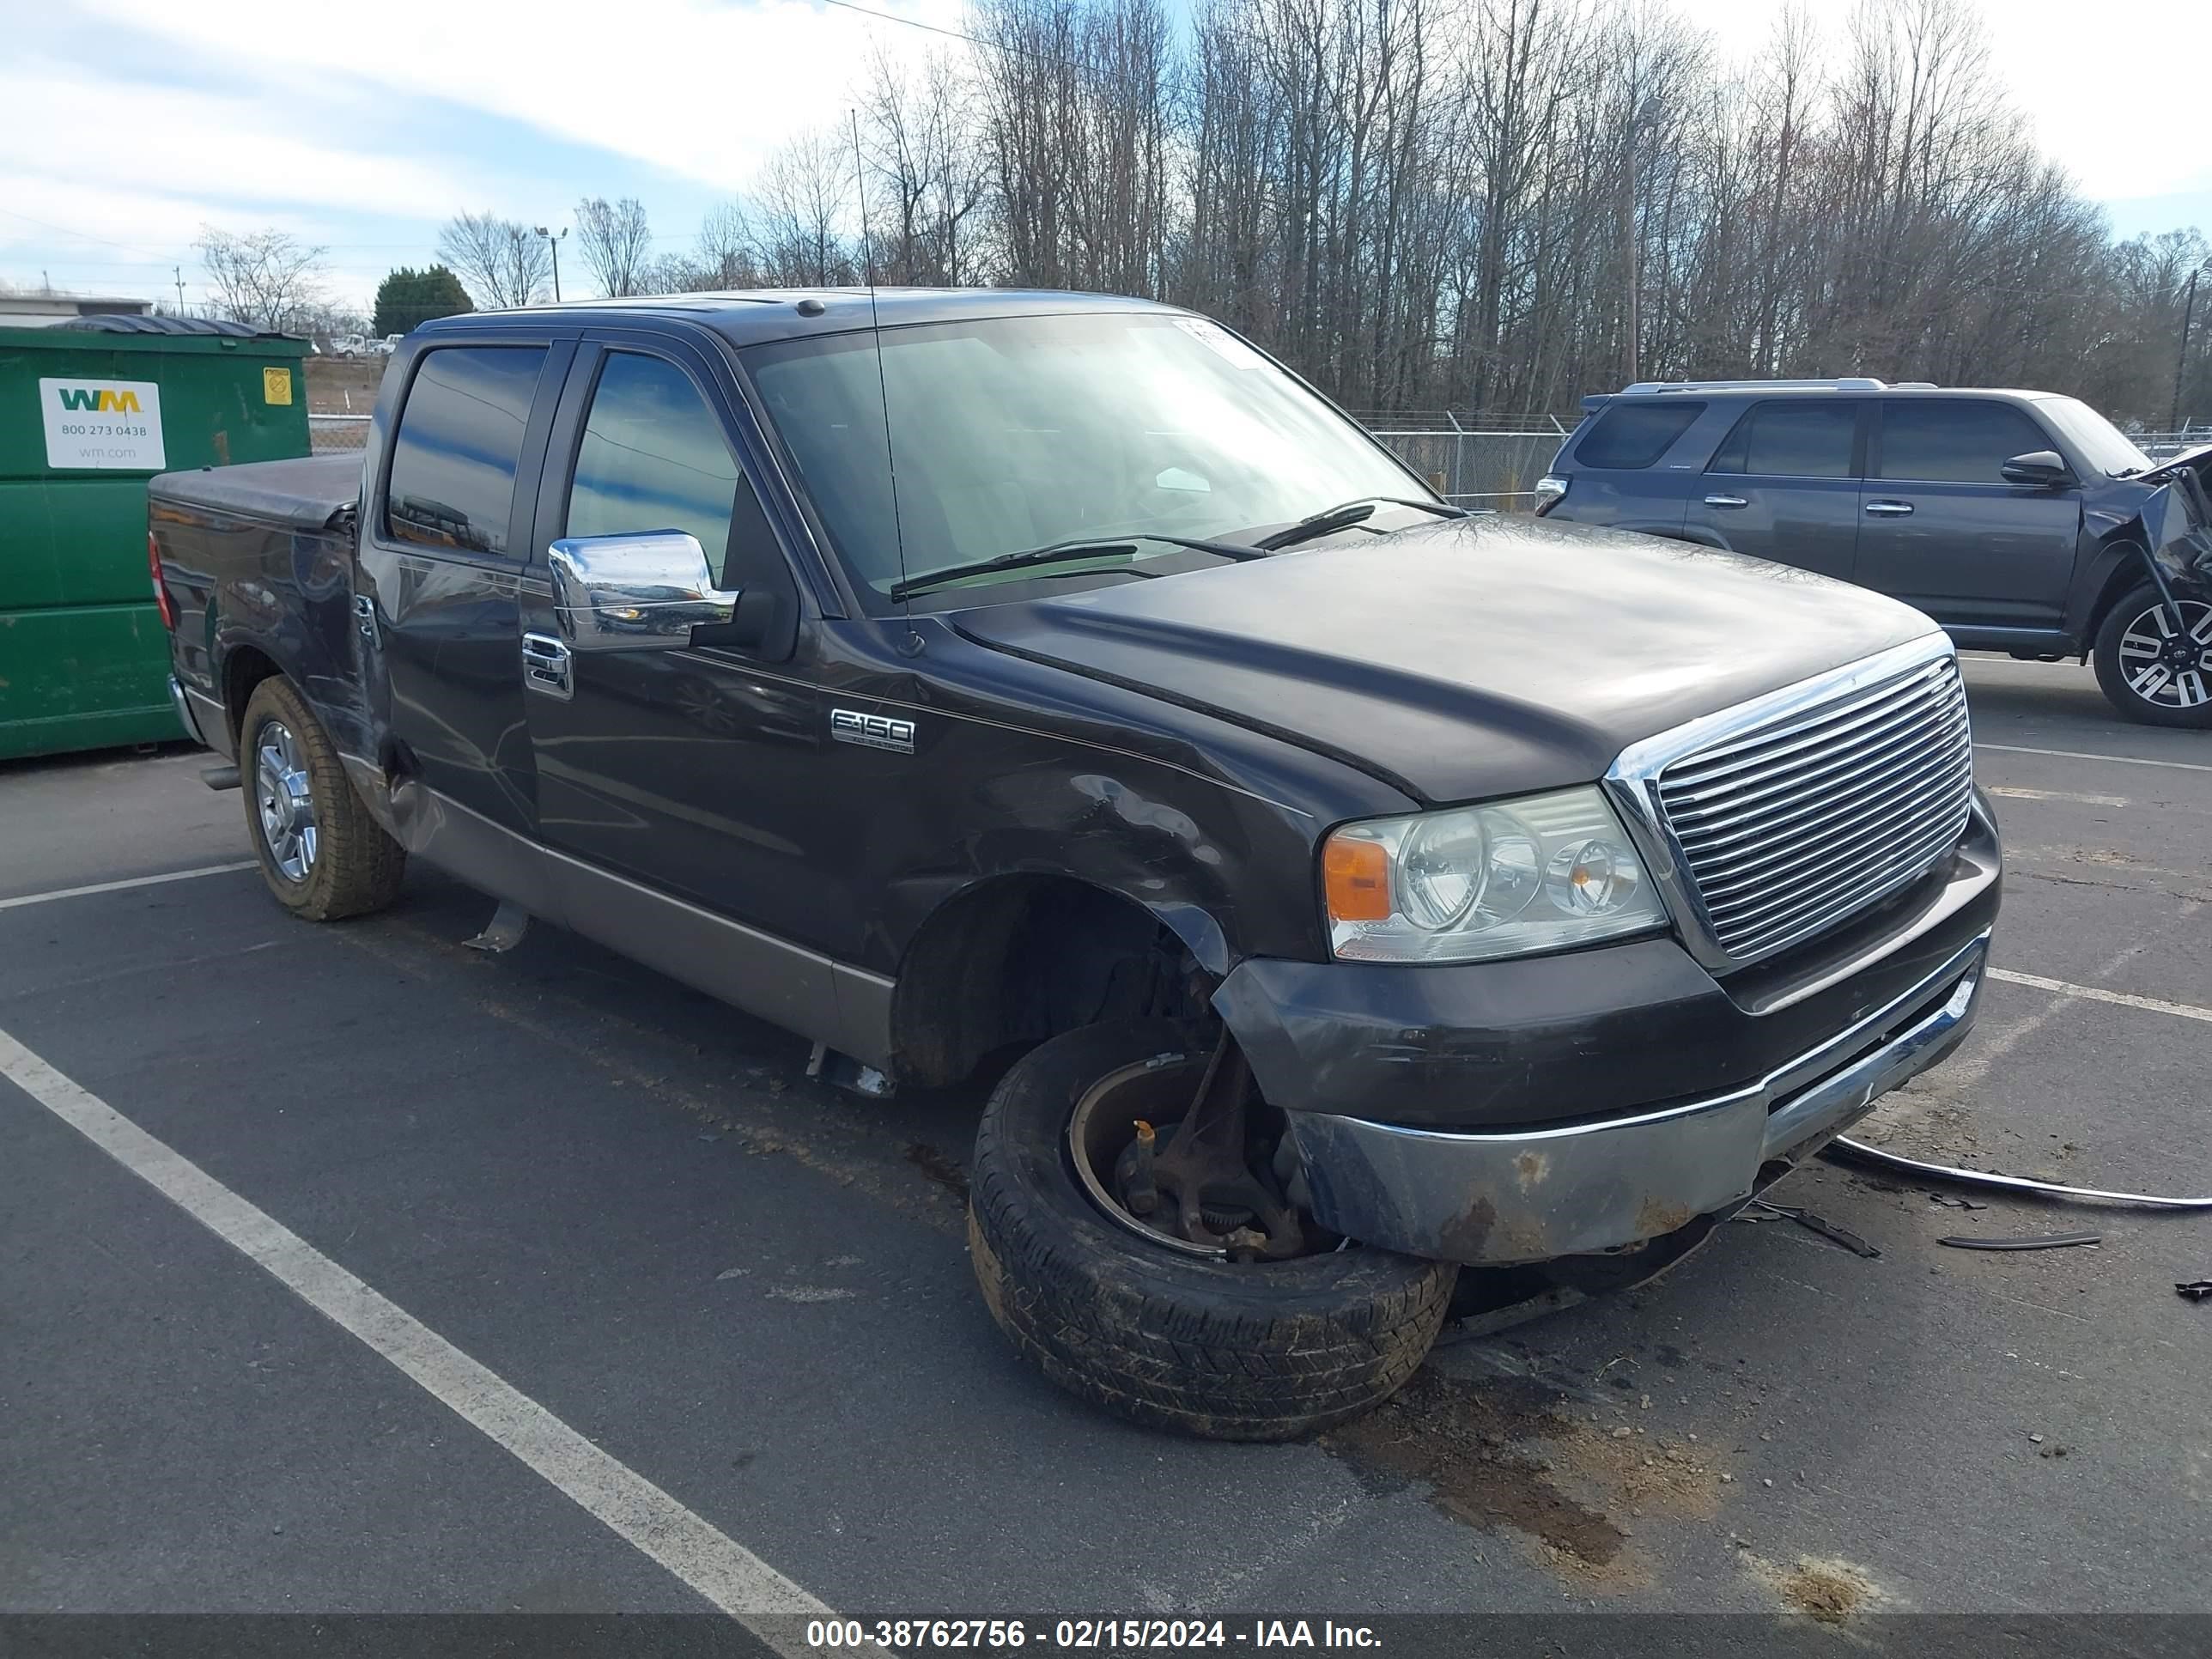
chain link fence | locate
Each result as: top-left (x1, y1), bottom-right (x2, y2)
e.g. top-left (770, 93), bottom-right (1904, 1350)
top-left (308, 409), bottom-right (1579, 500)
top-left (309, 415), bottom-right (370, 453)
top-left (2130, 427), bottom-right (2210, 461)
top-left (1358, 414), bottom-right (1572, 510)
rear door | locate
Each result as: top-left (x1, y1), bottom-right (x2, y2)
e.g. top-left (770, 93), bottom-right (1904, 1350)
top-left (1683, 398), bottom-right (1865, 580)
top-left (1856, 398), bottom-right (2081, 629)
top-left (356, 337), bottom-right (569, 838)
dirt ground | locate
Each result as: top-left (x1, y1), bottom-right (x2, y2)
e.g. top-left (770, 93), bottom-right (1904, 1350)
top-left (304, 356), bottom-right (385, 416)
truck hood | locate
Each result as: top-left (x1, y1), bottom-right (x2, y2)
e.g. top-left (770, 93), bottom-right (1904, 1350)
top-left (950, 516), bottom-right (1938, 805)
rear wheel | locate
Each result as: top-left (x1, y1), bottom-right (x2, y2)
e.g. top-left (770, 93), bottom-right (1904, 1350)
top-left (969, 1019), bottom-right (1455, 1440)
top-left (2094, 586), bottom-right (2212, 727)
top-left (240, 677), bottom-right (406, 920)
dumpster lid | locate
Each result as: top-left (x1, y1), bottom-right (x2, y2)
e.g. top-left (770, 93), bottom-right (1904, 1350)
top-left (58, 314), bottom-right (302, 339)
top-left (149, 453), bottom-right (362, 532)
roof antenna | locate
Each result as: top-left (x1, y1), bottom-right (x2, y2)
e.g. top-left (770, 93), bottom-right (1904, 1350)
top-left (848, 107), bottom-right (918, 654)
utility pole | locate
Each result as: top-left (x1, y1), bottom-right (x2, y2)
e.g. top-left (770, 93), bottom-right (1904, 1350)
top-left (173, 265), bottom-right (185, 313)
top-left (1620, 95), bottom-right (1656, 386)
top-left (2171, 264), bottom-right (2204, 435)
top-left (535, 225), bottom-right (567, 303)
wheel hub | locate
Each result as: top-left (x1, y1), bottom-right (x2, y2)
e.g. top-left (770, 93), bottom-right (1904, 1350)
top-left (2117, 599), bottom-right (2212, 708)
top-left (255, 720), bottom-right (319, 882)
top-left (1066, 1042), bottom-right (1310, 1262)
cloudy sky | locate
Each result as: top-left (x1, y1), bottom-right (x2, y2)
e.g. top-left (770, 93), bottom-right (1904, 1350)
top-left (3, 0), bottom-right (2208, 313)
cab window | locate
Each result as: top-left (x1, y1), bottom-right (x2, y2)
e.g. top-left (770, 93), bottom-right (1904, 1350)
top-left (385, 346), bottom-right (547, 555)
top-left (1573, 402), bottom-right (1705, 470)
top-left (1708, 401), bottom-right (1858, 478)
top-left (1876, 400), bottom-right (2052, 485)
top-left (564, 349), bottom-right (797, 646)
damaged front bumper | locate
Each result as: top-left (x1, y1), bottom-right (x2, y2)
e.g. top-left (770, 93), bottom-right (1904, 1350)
top-left (1217, 799), bottom-right (2001, 1267)
top-left (1280, 931), bottom-right (1985, 1264)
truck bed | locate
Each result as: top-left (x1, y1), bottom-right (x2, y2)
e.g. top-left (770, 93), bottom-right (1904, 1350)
top-left (148, 453), bottom-right (362, 531)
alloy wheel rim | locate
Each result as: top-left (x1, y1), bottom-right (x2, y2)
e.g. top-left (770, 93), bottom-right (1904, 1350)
top-left (255, 720), bottom-right (319, 881)
top-left (2117, 600), bottom-right (2212, 709)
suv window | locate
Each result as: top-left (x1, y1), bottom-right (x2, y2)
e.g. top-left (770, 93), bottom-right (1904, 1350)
top-left (1574, 402), bottom-right (1705, 470)
top-left (1707, 400), bottom-right (1857, 478)
top-left (386, 346), bottom-right (546, 555)
top-left (566, 351), bottom-right (763, 584)
top-left (1876, 399), bottom-right (2051, 484)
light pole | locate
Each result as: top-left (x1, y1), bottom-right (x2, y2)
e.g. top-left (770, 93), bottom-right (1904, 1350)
top-left (534, 225), bottom-right (568, 303)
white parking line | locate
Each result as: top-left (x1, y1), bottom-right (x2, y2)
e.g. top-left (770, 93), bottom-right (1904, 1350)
top-left (1977, 742), bottom-right (2212, 775)
top-left (0, 862), bottom-right (257, 912)
top-left (1989, 968), bottom-right (2212, 1027)
top-left (0, 1026), bottom-right (835, 1644)
top-left (1985, 786), bottom-right (2130, 807)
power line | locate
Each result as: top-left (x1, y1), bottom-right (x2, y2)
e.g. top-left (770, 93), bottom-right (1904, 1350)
top-left (816, 0), bottom-right (996, 53)
top-left (0, 205), bottom-right (164, 254)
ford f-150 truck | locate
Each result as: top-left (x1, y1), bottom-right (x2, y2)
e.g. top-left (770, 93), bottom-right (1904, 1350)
top-left (150, 289), bottom-right (2002, 1439)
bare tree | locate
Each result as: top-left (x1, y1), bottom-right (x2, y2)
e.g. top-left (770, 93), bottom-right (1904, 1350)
top-left (649, 0), bottom-right (2191, 422)
top-left (435, 213), bottom-right (551, 308)
top-left (193, 228), bottom-right (328, 331)
top-left (754, 131), bottom-right (858, 285)
top-left (575, 197), bottom-right (655, 296)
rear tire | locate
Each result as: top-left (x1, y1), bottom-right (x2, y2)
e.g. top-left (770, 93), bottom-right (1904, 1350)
top-left (240, 677), bottom-right (405, 921)
top-left (969, 1019), bottom-right (1455, 1440)
top-left (2093, 585), bottom-right (2212, 727)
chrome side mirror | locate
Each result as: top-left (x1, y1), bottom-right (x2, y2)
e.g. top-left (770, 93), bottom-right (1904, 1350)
top-left (547, 532), bottom-right (738, 651)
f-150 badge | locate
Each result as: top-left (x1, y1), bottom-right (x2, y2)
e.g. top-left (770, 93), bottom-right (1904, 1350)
top-left (830, 708), bottom-right (915, 753)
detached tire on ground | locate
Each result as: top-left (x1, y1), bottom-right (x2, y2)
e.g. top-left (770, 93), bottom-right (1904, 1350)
top-left (2093, 583), bottom-right (2212, 728)
top-left (969, 1018), bottom-right (1456, 1440)
top-left (240, 676), bottom-right (406, 921)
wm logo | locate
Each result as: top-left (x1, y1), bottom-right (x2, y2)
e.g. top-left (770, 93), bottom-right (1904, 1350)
top-left (58, 386), bottom-right (143, 413)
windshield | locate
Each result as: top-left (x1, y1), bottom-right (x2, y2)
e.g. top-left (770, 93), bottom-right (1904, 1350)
top-left (2036, 396), bottom-right (2153, 477)
top-left (742, 311), bottom-right (1424, 607)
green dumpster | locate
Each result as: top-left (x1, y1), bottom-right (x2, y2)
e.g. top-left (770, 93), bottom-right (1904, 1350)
top-left (0, 319), bottom-right (311, 760)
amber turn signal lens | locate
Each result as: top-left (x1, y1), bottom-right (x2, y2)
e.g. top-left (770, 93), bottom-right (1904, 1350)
top-left (1322, 836), bottom-right (1392, 922)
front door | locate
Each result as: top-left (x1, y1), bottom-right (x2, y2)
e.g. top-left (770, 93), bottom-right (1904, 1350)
top-left (513, 337), bottom-right (861, 1039)
top-left (1683, 398), bottom-right (1865, 580)
top-left (1855, 398), bottom-right (2081, 630)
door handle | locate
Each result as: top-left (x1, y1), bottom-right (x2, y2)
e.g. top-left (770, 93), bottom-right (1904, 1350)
top-left (1864, 501), bottom-right (1915, 516)
top-left (520, 632), bottom-right (573, 701)
top-left (1703, 494), bottom-right (1748, 508)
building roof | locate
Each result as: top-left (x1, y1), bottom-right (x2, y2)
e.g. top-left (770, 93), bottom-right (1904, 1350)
top-left (0, 292), bottom-right (155, 316)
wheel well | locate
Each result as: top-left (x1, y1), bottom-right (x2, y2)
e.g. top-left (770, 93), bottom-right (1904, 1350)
top-left (889, 875), bottom-right (1212, 1089)
top-left (221, 646), bottom-right (283, 744)
top-left (2083, 538), bottom-right (2152, 655)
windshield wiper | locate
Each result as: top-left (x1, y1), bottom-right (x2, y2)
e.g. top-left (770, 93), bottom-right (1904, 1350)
top-left (1255, 495), bottom-right (1468, 551)
top-left (890, 533), bottom-right (1262, 600)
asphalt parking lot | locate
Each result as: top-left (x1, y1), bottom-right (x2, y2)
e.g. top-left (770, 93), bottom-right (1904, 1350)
top-left (3, 653), bottom-right (2208, 1644)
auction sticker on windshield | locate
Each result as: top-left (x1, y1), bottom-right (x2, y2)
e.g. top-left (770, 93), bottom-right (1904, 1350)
top-left (38, 377), bottom-right (165, 470)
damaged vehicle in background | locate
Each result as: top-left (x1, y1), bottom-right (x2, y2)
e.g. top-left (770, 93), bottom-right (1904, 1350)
top-left (149, 290), bottom-right (2001, 1439)
top-left (1536, 379), bottom-right (2212, 727)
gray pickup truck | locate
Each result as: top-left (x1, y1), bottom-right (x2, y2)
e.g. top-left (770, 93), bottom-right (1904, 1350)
top-left (150, 290), bottom-right (2001, 1438)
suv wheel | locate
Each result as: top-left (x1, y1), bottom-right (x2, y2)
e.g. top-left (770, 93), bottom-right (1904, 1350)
top-left (2093, 586), bottom-right (2212, 728)
top-left (968, 1018), bottom-right (1455, 1439)
top-left (240, 677), bottom-right (407, 919)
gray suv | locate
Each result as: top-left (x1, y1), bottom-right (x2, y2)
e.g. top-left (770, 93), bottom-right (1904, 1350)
top-left (1538, 378), bottom-right (2212, 726)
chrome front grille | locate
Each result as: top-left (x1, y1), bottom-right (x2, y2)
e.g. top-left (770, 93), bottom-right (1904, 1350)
top-left (1652, 648), bottom-right (1973, 965)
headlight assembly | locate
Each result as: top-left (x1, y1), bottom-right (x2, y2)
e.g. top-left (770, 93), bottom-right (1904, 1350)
top-left (1322, 786), bottom-right (1668, 963)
